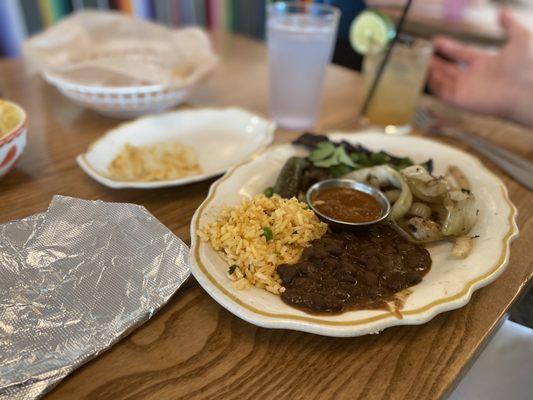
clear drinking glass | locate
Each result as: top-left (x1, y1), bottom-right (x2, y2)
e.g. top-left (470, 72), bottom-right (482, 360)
top-left (267, 2), bottom-right (340, 130)
top-left (361, 37), bottom-right (433, 135)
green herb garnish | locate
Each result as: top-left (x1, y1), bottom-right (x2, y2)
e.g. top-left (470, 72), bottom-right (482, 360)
top-left (314, 155), bottom-right (341, 168)
top-left (334, 146), bottom-right (357, 167)
top-left (369, 151), bottom-right (389, 165)
top-left (330, 164), bottom-right (354, 178)
top-left (263, 186), bottom-right (274, 197)
top-left (228, 265), bottom-right (238, 275)
top-left (309, 141), bottom-right (335, 162)
top-left (394, 157), bottom-right (414, 170)
top-left (310, 142), bottom-right (422, 176)
top-left (312, 144), bottom-right (356, 169)
top-left (295, 133), bottom-right (433, 176)
top-left (261, 227), bottom-right (273, 241)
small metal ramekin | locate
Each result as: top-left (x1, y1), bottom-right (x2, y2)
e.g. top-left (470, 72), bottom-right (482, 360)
top-left (306, 179), bottom-right (391, 228)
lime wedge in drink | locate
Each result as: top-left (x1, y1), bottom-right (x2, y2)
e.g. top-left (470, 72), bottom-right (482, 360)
top-left (349, 10), bottom-right (396, 55)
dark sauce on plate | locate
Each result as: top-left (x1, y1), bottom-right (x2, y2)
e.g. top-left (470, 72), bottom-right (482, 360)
top-left (277, 224), bottom-right (431, 314)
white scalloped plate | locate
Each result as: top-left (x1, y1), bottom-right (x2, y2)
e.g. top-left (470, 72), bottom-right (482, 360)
top-left (77, 108), bottom-right (275, 189)
top-left (190, 131), bottom-right (519, 337)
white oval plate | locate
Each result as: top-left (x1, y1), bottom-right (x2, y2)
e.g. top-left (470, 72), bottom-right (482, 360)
top-left (190, 132), bottom-right (519, 337)
top-left (77, 108), bottom-right (275, 189)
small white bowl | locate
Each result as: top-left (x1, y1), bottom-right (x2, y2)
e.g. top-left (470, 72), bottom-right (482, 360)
top-left (77, 107), bottom-right (276, 189)
top-left (0, 100), bottom-right (27, 179)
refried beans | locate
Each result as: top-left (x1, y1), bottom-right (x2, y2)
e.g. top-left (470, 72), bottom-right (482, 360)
top-left (277, 223), bottom-right (431, 313)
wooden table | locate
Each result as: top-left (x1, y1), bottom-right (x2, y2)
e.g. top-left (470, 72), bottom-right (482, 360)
top-left (1, 32), bottom-right (532, 400)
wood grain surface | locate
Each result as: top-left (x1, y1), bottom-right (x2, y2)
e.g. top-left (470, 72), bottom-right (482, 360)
top-left (0, 32), bottom-right (532, 400)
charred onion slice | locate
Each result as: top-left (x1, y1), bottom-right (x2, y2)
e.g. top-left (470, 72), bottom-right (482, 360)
top-left (441, 189), bottom-right (478, 236)
top-left (402, 165), bottom-right (450, 203)
top-left (344, 165), bottom-right (412, 221)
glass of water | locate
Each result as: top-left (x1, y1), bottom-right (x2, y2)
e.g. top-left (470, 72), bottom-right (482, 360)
top-left (267, 2), bottom-right (340, 130)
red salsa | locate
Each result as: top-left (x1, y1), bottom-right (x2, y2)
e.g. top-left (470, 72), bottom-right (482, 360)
top-left (312, 187), bottom-right (382, 223)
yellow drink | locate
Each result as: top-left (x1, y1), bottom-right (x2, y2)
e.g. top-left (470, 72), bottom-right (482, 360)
top-left (361, 38), bottom-right (432, 134)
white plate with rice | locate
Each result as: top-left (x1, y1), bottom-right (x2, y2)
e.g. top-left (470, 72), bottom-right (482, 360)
top-left (190, 132), bottom-right (518, 337)
top-left (77, 108), bottom-right (275, 189)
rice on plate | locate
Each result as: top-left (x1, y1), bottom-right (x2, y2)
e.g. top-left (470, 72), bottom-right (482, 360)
top-left (198, 193), bottom-right (327, 294)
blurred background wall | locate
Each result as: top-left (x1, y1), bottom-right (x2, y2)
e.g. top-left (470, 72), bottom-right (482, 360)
top-left (1, 0), bottom-right (532, 67)
top-left (0, 0), bottom-right (270, 58)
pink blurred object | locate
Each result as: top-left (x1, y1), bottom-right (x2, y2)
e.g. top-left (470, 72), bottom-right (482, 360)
top-left (444, 0), bottom-right (469, 21)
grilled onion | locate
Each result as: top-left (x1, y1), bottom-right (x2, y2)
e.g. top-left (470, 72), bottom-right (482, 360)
top-left (344, 165), bottom-right (412, 220)
top-left (408, 202), bottom-right (432, 219)
top-left (343, 164), bottom-right (478, 258)
top-left (404, 217), bottom-right (444, 242)
top-left (441, 189), bottom-right (477, 236)
top-left (402, 165), bottom-right (450, 203)
top-left (452, 236), bottom-right (474, 259)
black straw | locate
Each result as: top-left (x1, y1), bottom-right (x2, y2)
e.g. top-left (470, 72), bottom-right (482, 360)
top-left (359, 0), bottom-right (414, 118)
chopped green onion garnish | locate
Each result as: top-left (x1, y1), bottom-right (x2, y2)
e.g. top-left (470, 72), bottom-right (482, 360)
top-left (261, 227), bottom-right (273, 241)
top-left (263, 187), bottom-right (274, 197)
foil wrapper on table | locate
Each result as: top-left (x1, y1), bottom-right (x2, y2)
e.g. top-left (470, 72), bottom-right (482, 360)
top-left (0, 196), bottom-right (190, 400)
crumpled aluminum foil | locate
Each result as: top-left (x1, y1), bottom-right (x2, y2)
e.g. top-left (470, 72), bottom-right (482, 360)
top-left (0, 196), bottom-right (190, 400)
